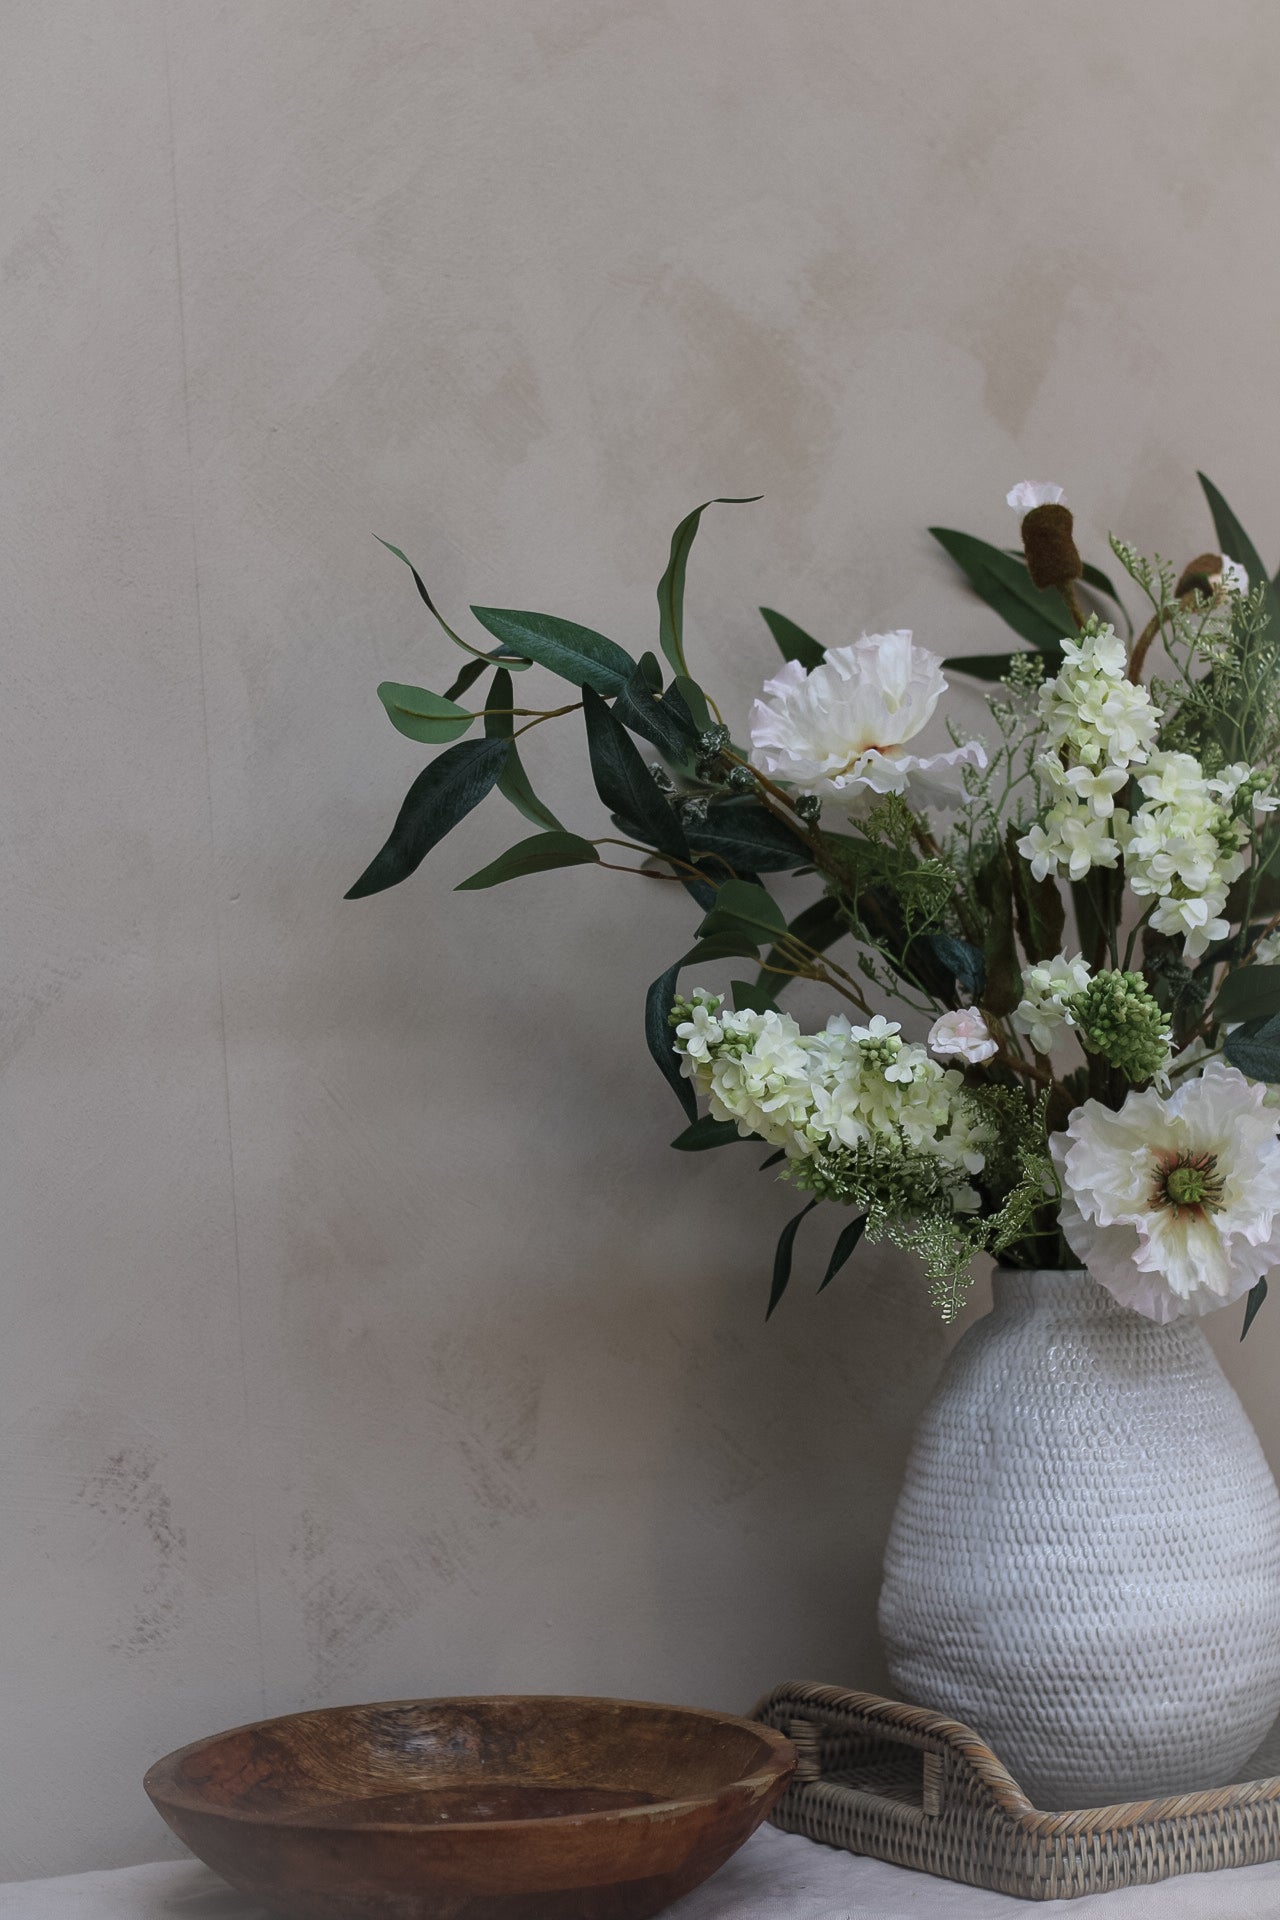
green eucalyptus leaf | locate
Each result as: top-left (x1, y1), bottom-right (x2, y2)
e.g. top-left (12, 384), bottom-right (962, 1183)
top-left (688, 800), bottom-right (810, 876)
top-left (673, 675), bottom-right (712, 731)
top-left (766, 1199), bottom-right (818, 1319)
top-left (471, 607), bottom-right (636, 696)
top-left (637, 650), bottom-right (663, 691)
top-left (645, 961), bottom-right (697, 1122)
top-left (730, 979), bottom-right (778, 1014)
top-left (613, 657), bottom-right (699, 759)
top-left (758, 895), bottom-right (848, 987)
top-left (670, 1115), bottom-right (753, 1150)
top-left (442, 657), bottom-right (490, 703)
top-left (1005, 548), bottom-right (1129, 626)
top-left (1224, 1012), bottom-right (1280, 1082)
top-left (942, 649), bottom-right (1058, 683)
top-left (698, 878), bottom-right (786, 940)
top-left (456, 830), bottom-right (599, 891)
top-left (979, 844), bottom-right (1019, 1015)
top-left (377, 681), bottom-right (474, 744)
top-left (1198, 474), bottom-right (1280, 633)
top-left (817, 1215), bottom-right (866, 1293)
top-left (760, 607), bottom-right (825, 672)
top-left (1242, 1276), bottom-right (1268, 1341)
top-left (1080, 561), bottom-right (1128, 614)
top-left (346, 737), bottom-right (511, 899)
top-left (931, 527), bottom-right (1075, 651)
top-left (658, 496), bottom-right (761, 677)
top-left (494, 753), bottom-right (564, 832)
top-left (375, 539), bottom-right (532, 668)
top-left (925, 933), bottom-right (986, 1002)
top-left (1214, 966), bottom-right (1280, 1026)
top-left (681, 932), bottom-right (761, 965)
top-left (582, 687), bottom-right (690, 861)
top-left (482, 668), bottom-right (566, 832)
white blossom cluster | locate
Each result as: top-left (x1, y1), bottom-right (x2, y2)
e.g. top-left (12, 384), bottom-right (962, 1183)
top-left (1011, 952), bottom-right (1093, 1054)
top-left (1016, 626), bottom-right (1275, 959)
top-left (1119, 754), bottom-right (1269, 958)
top-left (1017, 626), bottom-right (1158, 885)
top-left (672, 995), bottom-right (990, 1205)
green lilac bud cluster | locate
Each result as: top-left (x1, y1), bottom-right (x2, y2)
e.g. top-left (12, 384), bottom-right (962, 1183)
top-left (1067, 969), bottom-right (1171, 1083)
top-left (857, 1030), bottom-right (902, 1069)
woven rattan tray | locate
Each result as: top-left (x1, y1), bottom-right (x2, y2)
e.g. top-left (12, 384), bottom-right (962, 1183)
top-left (753, 1682), bottom-right (1280, 1902)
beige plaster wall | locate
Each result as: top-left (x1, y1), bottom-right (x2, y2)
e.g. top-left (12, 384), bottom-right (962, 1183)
top-left (4, 0), bottom-right (1280, 1878)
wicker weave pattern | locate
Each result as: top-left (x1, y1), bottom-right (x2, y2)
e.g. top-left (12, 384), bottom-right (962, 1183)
top-left (877, 1269), bottom-right (1280, 1806)
top-left (753, 1683), bottom-right (1280, 1902)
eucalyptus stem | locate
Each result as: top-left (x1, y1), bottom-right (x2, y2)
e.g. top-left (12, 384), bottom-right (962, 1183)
top-left (595, 837), bottom-right (711, 887)
top-left (511, 702), bottom-right (583, 738)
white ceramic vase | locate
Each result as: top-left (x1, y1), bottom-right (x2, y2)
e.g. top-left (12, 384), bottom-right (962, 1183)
top-left (878, 1267), bottom-right (1280, 1809)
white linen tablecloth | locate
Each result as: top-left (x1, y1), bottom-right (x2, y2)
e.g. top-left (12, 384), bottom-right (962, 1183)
top-left (5, 1826), bottom-right (1280, 1918)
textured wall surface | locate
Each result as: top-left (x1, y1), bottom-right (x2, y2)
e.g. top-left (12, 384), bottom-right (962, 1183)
top-left (4, 0), bottom-right (1280, 1879)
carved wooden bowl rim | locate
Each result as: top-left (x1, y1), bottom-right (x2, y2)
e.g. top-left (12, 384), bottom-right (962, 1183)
top-left (144, 1693), bottom-right (797, 1834)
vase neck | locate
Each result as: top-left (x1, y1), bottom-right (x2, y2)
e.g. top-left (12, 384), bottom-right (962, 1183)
top-left (990, 1267), bottom-right (1116, 1318)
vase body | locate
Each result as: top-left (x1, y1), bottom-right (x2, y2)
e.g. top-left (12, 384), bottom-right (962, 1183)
top-left (878, 1268), bottom-right (1280, 1808)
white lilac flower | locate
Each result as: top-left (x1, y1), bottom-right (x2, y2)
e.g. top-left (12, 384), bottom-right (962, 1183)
top-left (1256, 932), bottom-right (1280, 966)
top-left (1209, 763), bottom-right (1280, 815)
top-left (1036, 754), bottom-right (1130, 818)
top-left (1012, 953), bottom-right (1093, 1054)
top-left (672, 991), bottom-right (725, 1063)
top-left (748, 630), bottom-right (987, 814)
top-left (1123, 750), bottom-right (1248, 960)
top-left (671, 994), bottom-right (988, 1197)
top-left (1050, 1063), bottom-right (1280, 1322)
top-left (1007, 481), bottom-right (1066, 514)
top-left (700, 1006), bottom-right (817, 1149)
top-left (1018, 803), bottom-right (1122, 883)
top-left (928, 1007), bottom-right (999, 1064)
top-left (1036, 626), bottom-right (1159, 771)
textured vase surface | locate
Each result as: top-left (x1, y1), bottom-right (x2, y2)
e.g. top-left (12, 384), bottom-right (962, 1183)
top-left (878, 1268), bottom-right (1280, 1808)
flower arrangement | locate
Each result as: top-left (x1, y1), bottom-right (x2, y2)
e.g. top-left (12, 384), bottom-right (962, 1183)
top-left (347, 479), bottom-right (1280, 1329)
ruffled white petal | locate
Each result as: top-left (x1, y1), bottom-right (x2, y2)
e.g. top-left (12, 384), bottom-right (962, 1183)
top-left (1007, 481), bottom-right (1066, 514)
top-left (749, 632), bottom-right (985, 814)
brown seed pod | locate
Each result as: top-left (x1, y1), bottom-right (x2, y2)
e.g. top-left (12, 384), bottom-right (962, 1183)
top-left (1021, 502), bottom-right (1082, 589)
top-left (1174, 553), bottom-right (1224, 600)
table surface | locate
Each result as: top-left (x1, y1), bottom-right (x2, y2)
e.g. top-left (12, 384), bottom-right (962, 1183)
top-left (5, 1826), bottom-right (1280, 1918)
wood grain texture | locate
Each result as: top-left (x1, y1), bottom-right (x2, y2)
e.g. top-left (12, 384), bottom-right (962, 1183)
top-left (145, 1696), bottom-right (794, 1919)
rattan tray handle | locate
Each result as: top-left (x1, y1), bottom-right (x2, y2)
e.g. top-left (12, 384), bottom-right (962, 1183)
top-left (752, 1682), bottom-right (1280, 1904)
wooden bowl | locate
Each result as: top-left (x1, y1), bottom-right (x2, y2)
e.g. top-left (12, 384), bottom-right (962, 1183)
top-left (145, 1695), bottom-right (795, 1919)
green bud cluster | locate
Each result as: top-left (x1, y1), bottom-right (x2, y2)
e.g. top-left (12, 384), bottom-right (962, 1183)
top-left (1067, 969), bottom-right (1171, 1083)
top-left (857, 1031), bottom-right (902, 1069)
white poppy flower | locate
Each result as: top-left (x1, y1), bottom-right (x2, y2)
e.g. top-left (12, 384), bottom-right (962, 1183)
top-left (748, 631), bottom-right (987, 812)
top-left (1050, 1063), bottom-right (1280, 1321)
top-left (928, 1008), bottom-right (999, 1064)
top-left (1007, 481), bottom-right (1066, 514)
